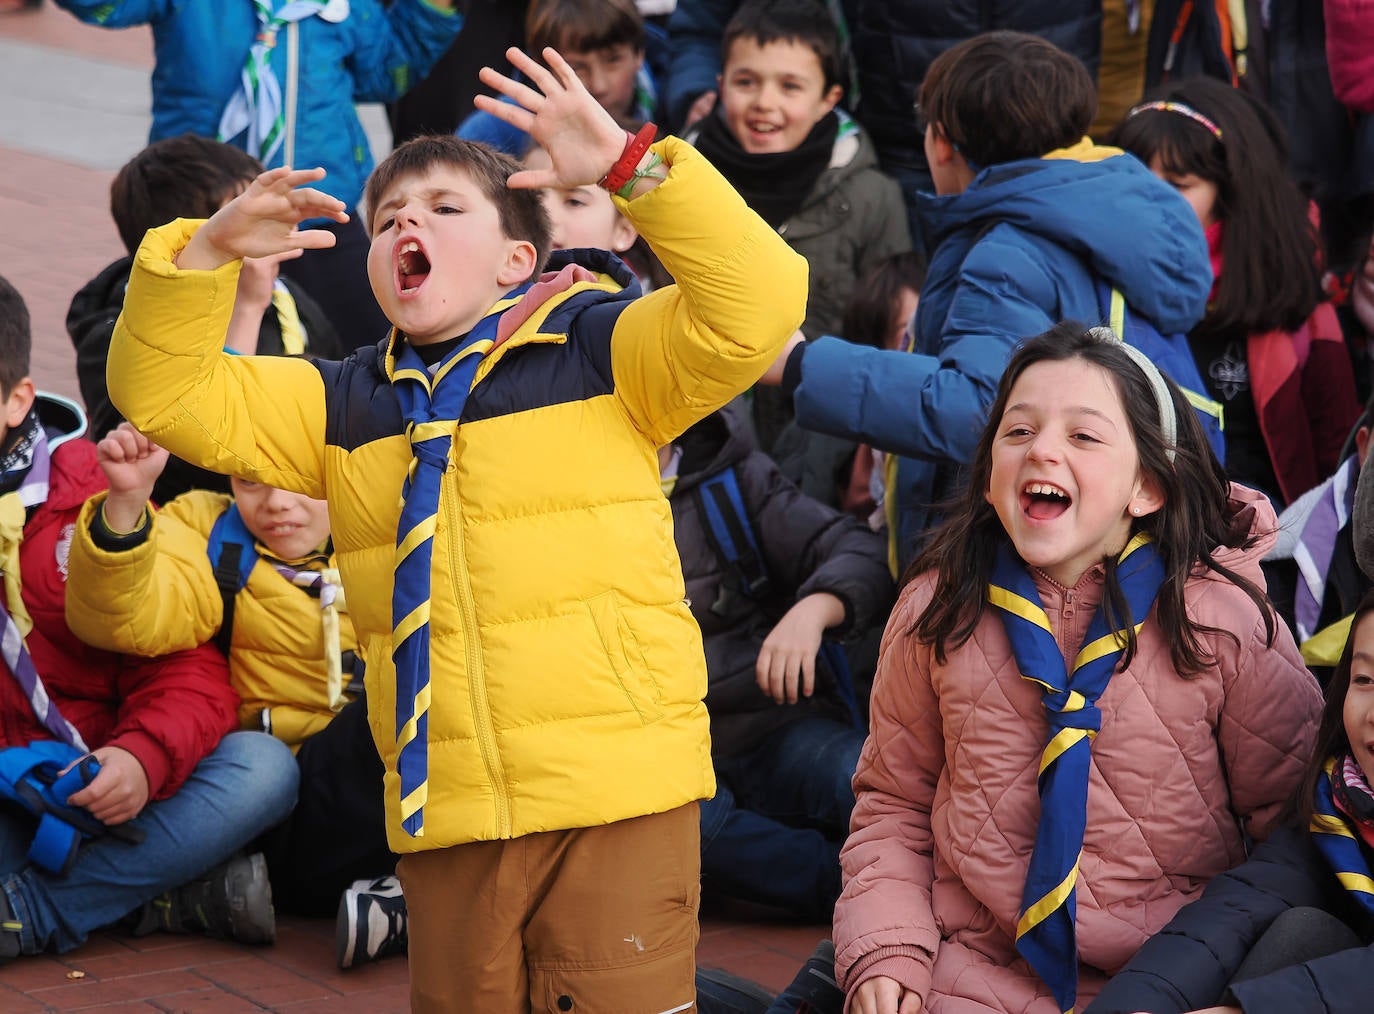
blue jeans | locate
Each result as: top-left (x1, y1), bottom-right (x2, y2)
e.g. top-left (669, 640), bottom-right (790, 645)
top-left (0, 731), bottom-right (299, 954)
top-left (701, 718), bottom-right (865, 921)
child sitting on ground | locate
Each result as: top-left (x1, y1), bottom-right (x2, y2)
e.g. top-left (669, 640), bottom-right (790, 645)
top-left (833, 324), bottom-right (1320, 1013)
top-left (686, 0), bottom-right (910, 450)
top-left (1087, 586), bottom-right (1374, 1013)
top-left (661, 404), bottom-right (892, 922)
top-left (66, 134), bottom-right (344, 504)
top-left (104, 43), bottom-right (807, 1011)
top-left (0, 275), bottom-right (297, 965)
top-left (62, 423), bottom-right (399, 960)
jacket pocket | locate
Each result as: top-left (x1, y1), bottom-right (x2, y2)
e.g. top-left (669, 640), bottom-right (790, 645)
top-left (586, 591), bottom-right (664, 725)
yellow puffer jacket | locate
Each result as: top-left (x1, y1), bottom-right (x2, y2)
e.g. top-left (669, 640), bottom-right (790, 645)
top-left (65, 490), bottom-right (357, 749)
top-left (108, 138), bottom-right (809, 853)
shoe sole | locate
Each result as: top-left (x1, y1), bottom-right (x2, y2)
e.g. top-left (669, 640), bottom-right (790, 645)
top-left (335, 885), bottom-right (361, 970)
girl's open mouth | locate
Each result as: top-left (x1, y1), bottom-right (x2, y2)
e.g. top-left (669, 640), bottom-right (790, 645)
top-left (1021, 481), bottom-right (1071, 521)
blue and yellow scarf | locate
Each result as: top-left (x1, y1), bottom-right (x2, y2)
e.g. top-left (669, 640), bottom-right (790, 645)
top-left (989, 533), bottom-right (1164, 1013)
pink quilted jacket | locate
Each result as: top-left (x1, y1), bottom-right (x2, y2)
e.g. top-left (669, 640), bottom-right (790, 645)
top-left (833, 487), bottom-right (1322, 1013)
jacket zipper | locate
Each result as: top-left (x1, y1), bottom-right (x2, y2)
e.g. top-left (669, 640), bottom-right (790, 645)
top-left (444, 470), bottom-right (511, 836)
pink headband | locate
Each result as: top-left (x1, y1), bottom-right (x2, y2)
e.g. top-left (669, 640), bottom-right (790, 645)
top-left (1127, 100), bottom-right (1223, 141)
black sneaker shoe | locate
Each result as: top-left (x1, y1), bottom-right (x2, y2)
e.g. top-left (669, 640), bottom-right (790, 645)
top-left (336, 875), bottom-right (407, 969)
top-left (771, 939), bottom-right (844, 1014)
top-left (0, 891), bottom-right (22, 965)
top-left (132, 853), bottom-right (275, 944)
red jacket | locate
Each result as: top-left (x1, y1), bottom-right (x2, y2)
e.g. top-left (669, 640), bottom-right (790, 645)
top-left (0, 436), bottom-right (238, 800)
top-left (1249, 300), bottom-right (1362, 505)
top-left (1324, 0), bottom-right (1374, 113)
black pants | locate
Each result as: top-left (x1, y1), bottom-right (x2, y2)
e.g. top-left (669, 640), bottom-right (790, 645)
top-left (1227, 906), bottom-right (1363, 995)
top-left (257, 694), bottom-right (396, 917)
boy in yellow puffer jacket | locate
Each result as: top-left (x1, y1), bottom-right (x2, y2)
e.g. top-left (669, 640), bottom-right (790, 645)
top-left (105, 44), bottom-right (807, 1012)
top-left (65, 424), bottom-right (395, 926)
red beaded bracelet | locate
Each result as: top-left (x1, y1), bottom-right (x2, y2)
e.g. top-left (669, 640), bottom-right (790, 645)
top-left (598, 122), bottom-right (658, 194)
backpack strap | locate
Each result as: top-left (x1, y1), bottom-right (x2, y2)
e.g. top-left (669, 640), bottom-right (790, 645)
top-left (0, 742), bottom-right (143, 875)
top-left (206, 504), bottom-right (258, 656)
top-left (1099, 281), bottom-right (1227, 461)
top-left (694, 466), bottom-right (863, 728)
top-left (695, 466), bottom-right (771, 614)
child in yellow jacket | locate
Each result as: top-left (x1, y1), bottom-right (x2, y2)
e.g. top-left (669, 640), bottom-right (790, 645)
top-left (105, 45), bottom-right (807, 1011)
top-left (65, 424), bottom-right (394, 937)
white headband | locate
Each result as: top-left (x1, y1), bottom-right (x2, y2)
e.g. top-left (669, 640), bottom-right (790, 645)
top-left (1085, 326), bottom-right (1178, 463)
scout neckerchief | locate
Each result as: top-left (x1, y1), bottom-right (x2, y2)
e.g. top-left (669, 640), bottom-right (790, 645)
top-left (389, 287), bottom-right (528, 838)
top-left (265, 546), bottom-right (348, 712)
top-left (217, 0), bottom-right (330, 165)
top-left (0, 411), bottom-right (88, 751)
top-left (1310, 754), bottom-right (1374, 917)
top-left (988, 532), bottom-right (1164, 1013)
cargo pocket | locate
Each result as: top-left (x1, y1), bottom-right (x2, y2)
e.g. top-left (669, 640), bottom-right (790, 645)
top-left (586, 591), bottom-right (664, 725)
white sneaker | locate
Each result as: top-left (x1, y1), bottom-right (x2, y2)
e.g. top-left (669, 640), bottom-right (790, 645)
top-left (335, 875), bottom-right (407, 969)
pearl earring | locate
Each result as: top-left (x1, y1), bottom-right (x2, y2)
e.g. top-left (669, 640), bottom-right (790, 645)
top-left (1130, 506), bottom-right (1141, 516)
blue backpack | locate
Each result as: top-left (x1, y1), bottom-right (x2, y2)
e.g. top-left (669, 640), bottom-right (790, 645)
top-left (0, 741), bottom-right (144, 875)
top-left (1098, 280), bottom-right (1226, 462)
top-left (694, 467), bottom-right (864, 728)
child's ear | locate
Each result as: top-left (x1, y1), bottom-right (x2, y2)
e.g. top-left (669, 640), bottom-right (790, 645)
top-left (1128, 472), bottom-right (1167, 520)
top-left (609, 216), bottom-right (638, 254)
top-left (821, 82), bottom-right (843, 113)
top-left (4, 378), bottom-right (35, 431)
top-left (497, 240), bottom-right (539, 286)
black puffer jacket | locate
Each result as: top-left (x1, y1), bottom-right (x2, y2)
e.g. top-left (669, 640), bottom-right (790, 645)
top-left (1086, 824), bottom-right (1374, 1013)
top-left (668, 406), bottom-right (893, 758)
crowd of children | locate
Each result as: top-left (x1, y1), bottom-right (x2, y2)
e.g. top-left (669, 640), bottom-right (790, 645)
top-left (2, 0), bottom-right (1374, 1012)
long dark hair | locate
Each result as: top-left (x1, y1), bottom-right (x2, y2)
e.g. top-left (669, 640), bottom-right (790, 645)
top-left (1292, 589), bottom-right (1374, 824)
top-left (910, 322), bottom-right (1275, 675)
top-left (1107, 76), bottom-right (1322, 339)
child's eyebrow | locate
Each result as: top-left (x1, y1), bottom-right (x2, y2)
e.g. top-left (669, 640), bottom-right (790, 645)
top-left (1003, 403), bottom-right (1120, 428)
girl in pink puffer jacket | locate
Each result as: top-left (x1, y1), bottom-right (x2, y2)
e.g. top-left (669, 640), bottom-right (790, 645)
top-left (834, 323), bottom-right (1322, 1014)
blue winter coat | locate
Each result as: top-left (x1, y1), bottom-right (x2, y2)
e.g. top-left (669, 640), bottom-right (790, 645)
top-left (791, 143), bottom-right (1211, 569)
top-left (55, 0), bottom-right (463, 210)
top-left (1085, 824), bottom-right (1374, 1014)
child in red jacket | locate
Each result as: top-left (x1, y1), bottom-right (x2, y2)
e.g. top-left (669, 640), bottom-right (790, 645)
top-left (0, 276), bottom-right (298, 964)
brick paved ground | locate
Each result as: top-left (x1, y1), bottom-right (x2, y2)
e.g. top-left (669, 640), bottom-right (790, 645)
top-left (0, 3), bottom-right (829, 1008)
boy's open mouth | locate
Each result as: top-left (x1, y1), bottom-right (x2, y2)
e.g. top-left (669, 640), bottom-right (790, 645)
top-left (396, 240), bottom-right (432, 295)
top-left (1021, 481), bottom-right (1071, 521)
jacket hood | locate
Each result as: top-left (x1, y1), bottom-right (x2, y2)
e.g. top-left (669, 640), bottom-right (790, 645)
top-left (66, 256), bottom-right (133, 349)
top-left (1214, 482), bottom-right (1282, 583)
top-left (917, 141), bottom-right (1210, 333)
top-left (672, 403), bottom-right (757, 493)
top-left (36, 392), bottom-right (87, 450)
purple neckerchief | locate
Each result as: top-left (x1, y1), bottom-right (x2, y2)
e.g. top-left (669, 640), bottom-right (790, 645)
top-left (1292, 455), bottom-right (1358, 642)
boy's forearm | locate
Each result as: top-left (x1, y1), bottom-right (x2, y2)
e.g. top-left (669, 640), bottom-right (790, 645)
top-left (99, 491), bottom-right (152, 539)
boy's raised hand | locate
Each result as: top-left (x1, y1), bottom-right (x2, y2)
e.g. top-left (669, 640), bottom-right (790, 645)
top-left (97, 422), bottom-right (167, 534)
top-left (475, 47), bottom-right (629, 191)
top-left (177, 167), bottom-right (348, 272)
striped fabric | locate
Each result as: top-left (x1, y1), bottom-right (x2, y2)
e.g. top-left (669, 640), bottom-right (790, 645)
top-left (989, 534), bottom-right (1164, 1013)
top-left (1310, 756), bottom-right (1374, 917)
top-left (388, 290), bottom-right (526, 838)
top-left (217, 0), bottom-right (330, 165)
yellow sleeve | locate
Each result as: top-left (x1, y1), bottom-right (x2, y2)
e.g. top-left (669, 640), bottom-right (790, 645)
top-left (107, 219), bottom-right (332, 498)
top-left (609, 137), bottom-right (809, 445)
top-left (65, 491), bottom-right (228, 657)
